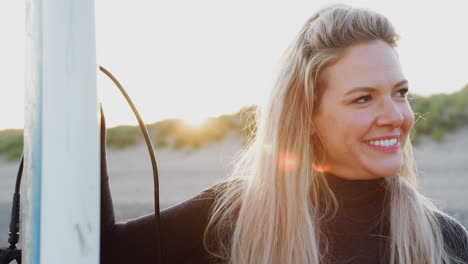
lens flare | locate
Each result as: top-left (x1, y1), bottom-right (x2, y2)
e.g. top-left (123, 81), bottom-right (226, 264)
top-left (311, 163), bottom-right (329, 173)
top-left (277, 152), bottom-right (299, 171)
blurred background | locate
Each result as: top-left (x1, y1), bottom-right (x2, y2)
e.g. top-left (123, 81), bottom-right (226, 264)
top-left (1, 0), bottom-right (467, 247)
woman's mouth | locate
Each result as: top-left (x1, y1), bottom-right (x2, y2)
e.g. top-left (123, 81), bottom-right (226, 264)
top-left (364, 137), bottom-right (400, 152)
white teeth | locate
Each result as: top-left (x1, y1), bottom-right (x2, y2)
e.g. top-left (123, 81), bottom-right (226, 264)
top-left (367, 138), bottom-right (397, 147)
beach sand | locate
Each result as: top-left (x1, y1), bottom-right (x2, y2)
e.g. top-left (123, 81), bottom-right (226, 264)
top-left (0, 128), bottom-right (467, 247)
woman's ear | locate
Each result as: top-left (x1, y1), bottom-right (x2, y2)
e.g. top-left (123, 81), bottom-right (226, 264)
top-left (310, 125), bottom-right (320, 150)
top-left (311, 130), bottom-right (326, 163)
top-left (310, 124), bottom-right (324, 150)
top-left (310, 122), bottom-right (317, 137)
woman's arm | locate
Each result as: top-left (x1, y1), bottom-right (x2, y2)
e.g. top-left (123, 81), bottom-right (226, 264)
top-left (99, 109), bottom-right (218, 264)
top-left (101, 181), bottom-right (216, 264)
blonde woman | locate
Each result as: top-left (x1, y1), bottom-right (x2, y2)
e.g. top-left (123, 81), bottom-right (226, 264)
top-left (101, 4), bottom-right (468, 264)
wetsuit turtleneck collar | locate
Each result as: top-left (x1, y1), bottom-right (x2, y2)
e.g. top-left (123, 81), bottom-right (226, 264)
top-left (324, 172), bottom-right (387, 208)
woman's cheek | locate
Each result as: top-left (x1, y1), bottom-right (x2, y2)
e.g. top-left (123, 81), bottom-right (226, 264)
top-left (350, 110), bottom-right (375, 133)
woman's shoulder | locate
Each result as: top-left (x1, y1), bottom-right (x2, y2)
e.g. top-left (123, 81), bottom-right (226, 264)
top-left (158, 179), bottom-right (241, 263)
top-left (436, 212), bottom-right (468, 260)
top-left (160, 179), bottom-right (240, 221)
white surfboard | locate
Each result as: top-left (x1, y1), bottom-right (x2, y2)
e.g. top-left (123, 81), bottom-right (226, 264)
top-left (23, 0), bottom-right (100, 263)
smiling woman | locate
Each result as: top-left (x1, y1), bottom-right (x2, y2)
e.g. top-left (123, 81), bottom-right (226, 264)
top-left (312, 40), bottom-right (414, 180)
top-left (100, 4), bottom-right (468, 264)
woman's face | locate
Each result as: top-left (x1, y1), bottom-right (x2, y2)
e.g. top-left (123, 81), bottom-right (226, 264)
top-left (312, 40), bottom-right (414, 180)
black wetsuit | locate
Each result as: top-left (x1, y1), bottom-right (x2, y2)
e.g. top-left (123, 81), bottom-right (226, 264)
top-left (99, 125), bottom-right (468, 264)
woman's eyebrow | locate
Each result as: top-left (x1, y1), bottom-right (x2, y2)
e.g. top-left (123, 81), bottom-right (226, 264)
top-left (344, 80), bottom-right (408, 96)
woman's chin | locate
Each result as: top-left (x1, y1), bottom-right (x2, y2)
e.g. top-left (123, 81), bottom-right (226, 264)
top-left (362, 154), bottom-right (403, 178)
top-left (369, 164), bottom-right (402, 178)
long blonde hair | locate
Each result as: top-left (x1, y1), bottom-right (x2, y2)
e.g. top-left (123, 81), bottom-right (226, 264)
top-left (204, 4), bottom-right (467, 264)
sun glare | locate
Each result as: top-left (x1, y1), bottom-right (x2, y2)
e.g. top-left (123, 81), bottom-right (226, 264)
top-left (182, 114), bottom-right (207, 128)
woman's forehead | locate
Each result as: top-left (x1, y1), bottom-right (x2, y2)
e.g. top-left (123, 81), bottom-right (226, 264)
top-left (321, 40), bottom-right (405, 95)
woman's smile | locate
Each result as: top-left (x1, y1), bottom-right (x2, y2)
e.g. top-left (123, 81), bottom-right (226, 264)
top-left (364, 135), bottom-right (400, 152)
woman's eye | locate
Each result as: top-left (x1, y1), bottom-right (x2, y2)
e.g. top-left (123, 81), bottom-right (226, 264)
top-left (395, 88), bottom-right (409, 98)
top-left (353, 95), bottom-right (371, 104)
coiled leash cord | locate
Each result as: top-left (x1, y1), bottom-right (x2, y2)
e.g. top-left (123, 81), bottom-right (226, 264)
top-left (0, 66), bottom-right (162, 264)
top-left (0, 159), bottom-right (22, 263)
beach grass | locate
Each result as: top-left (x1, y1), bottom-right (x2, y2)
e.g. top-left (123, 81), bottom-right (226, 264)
top-left (1, 85), bottom-right (468, 161)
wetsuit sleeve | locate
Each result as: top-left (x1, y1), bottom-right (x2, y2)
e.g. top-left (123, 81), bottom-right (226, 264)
top-left (99, 109), bottom-right (218, 264)
top-left (439, 214), bottom-right (468, 262)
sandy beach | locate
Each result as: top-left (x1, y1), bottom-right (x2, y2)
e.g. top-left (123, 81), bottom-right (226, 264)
top-left (0, 128), bottom-right (467, 248)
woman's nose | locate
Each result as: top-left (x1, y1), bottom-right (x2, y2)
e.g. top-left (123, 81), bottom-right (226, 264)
top-left (376, 98), bottom-right (404, 128)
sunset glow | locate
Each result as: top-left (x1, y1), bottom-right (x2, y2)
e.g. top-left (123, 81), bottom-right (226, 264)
top-left (2, 1), bottom-right (468, 131)
top-left (182, 117), bottom-right (207, 129)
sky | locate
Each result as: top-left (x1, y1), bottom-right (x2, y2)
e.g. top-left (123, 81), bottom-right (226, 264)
top-left (1, 0), bottom-right (467, 130)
